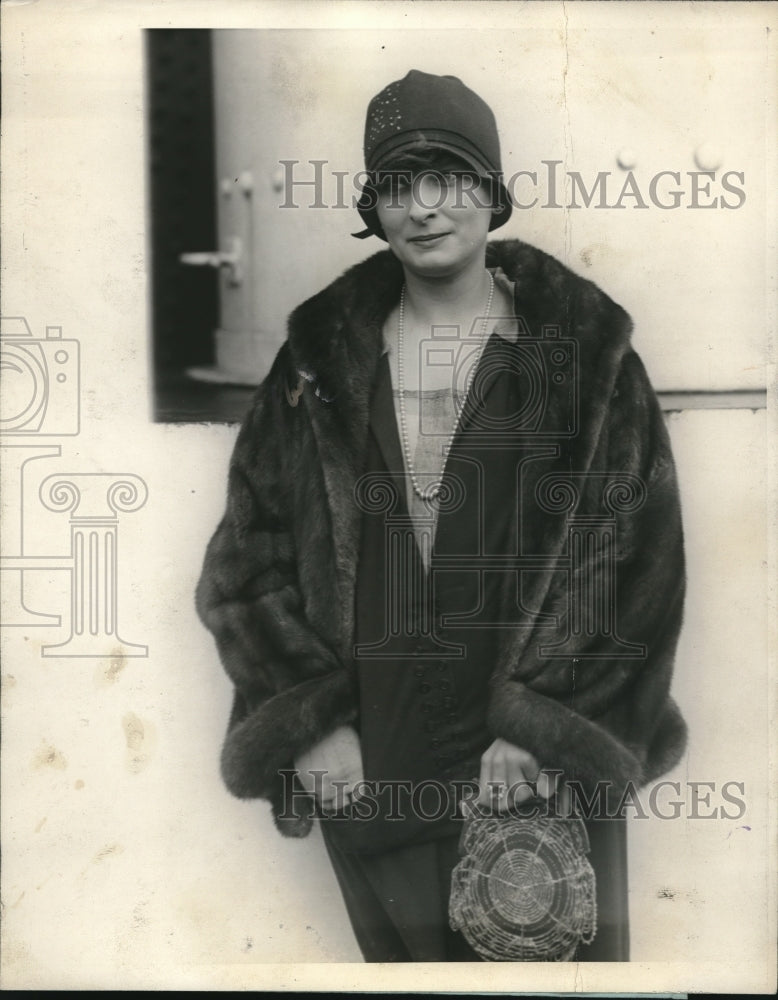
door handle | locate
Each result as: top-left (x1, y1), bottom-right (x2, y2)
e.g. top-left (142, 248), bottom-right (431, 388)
top-left (180, 237), bottom-right (242, 287)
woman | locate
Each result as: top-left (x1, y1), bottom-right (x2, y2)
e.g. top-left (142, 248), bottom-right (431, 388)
top-left (196, 70), bottom-right (687, 962)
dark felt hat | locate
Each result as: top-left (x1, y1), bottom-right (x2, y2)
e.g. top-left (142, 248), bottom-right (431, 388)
top-left (354, 70), bottom-right (514, 240)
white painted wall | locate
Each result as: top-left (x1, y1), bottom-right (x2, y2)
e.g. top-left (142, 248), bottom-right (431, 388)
top-left (1, 2), bottom-right (774, 993)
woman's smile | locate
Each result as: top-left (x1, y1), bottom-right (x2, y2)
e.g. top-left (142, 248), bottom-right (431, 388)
top-left (406, 231), bottom-right (452, 247)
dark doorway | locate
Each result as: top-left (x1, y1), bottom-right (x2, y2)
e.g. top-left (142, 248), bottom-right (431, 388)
top-left (147, 29), bottom-right (238, 422)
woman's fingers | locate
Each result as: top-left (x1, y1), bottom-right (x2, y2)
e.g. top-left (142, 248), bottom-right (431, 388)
top-left (536, 769), bottom-right (564, 800)
top-left (506, 750), bottom-right (539, 807)
top-left (295, 766), bottom-right (324, 796)
top-left (478, 741), bottom-right (515, 807)
top-left (555, 781), bottom-right (573, 817)
top-left (319, 783), bottom-right (353, 814)
top-left (477, 741), bottom-right (571, 814)
top-left (477, 744), bottom-right (497, 806)
top-left (478, 739), bottom-right (540, 810)
top-left (294, 726), bottom-right (364, 805)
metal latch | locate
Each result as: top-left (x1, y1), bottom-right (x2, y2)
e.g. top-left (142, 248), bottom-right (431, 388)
top-left (179, 236), bottom-right (243, 287)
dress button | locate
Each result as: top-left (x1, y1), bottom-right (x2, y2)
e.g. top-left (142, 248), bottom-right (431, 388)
top-left (414, 665), bottom-right (425, 678)
top-left (439, 680), bottom-right (452, 692)
top-left (419, 682), bottom-right (432, 694)
top-left (420, 702), bottom-right (434, 714)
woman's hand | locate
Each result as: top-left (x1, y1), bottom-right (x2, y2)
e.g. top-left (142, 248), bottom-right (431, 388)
top-left (294, 725), bottom-right (364, 812)
top-left (478, 738), bottom-right (570, 813)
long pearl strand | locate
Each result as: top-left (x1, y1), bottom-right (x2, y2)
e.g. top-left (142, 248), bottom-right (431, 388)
top-left (397, 271), bottom-right (495, 501)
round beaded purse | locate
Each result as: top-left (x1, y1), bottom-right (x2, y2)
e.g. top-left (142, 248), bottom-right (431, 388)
top-left (449, 800), bottom-right (597, 962)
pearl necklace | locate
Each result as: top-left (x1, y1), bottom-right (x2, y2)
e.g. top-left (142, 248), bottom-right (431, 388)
top-left (397, 271), bottom-right (495, 501)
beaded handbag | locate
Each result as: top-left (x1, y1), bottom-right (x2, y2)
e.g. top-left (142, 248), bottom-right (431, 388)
top-left (449, 800), bottom-right (597, 962)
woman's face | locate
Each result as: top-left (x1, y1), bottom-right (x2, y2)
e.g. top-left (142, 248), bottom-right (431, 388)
top-left (374, 157), bottom-right (494, 279)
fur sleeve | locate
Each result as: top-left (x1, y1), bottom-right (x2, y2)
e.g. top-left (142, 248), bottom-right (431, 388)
top-left (195, 344), bottom-right (357, 815)
top-left (487, 349), bottom-right (687, 795)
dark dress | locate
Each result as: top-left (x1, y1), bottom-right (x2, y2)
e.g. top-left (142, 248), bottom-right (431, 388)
top-left (320, 345), bottom-right (630, 962)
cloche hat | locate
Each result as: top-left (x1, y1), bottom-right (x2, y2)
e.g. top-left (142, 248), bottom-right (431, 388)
top-left (354, 70), bottom-right (514, 240)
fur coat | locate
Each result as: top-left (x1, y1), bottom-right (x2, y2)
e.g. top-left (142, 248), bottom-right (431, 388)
top-left (195, 239), bottom-right (688, 837)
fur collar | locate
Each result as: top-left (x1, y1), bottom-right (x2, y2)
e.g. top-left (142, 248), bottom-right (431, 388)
top-left (286, 238), bottom-right (633, 402)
